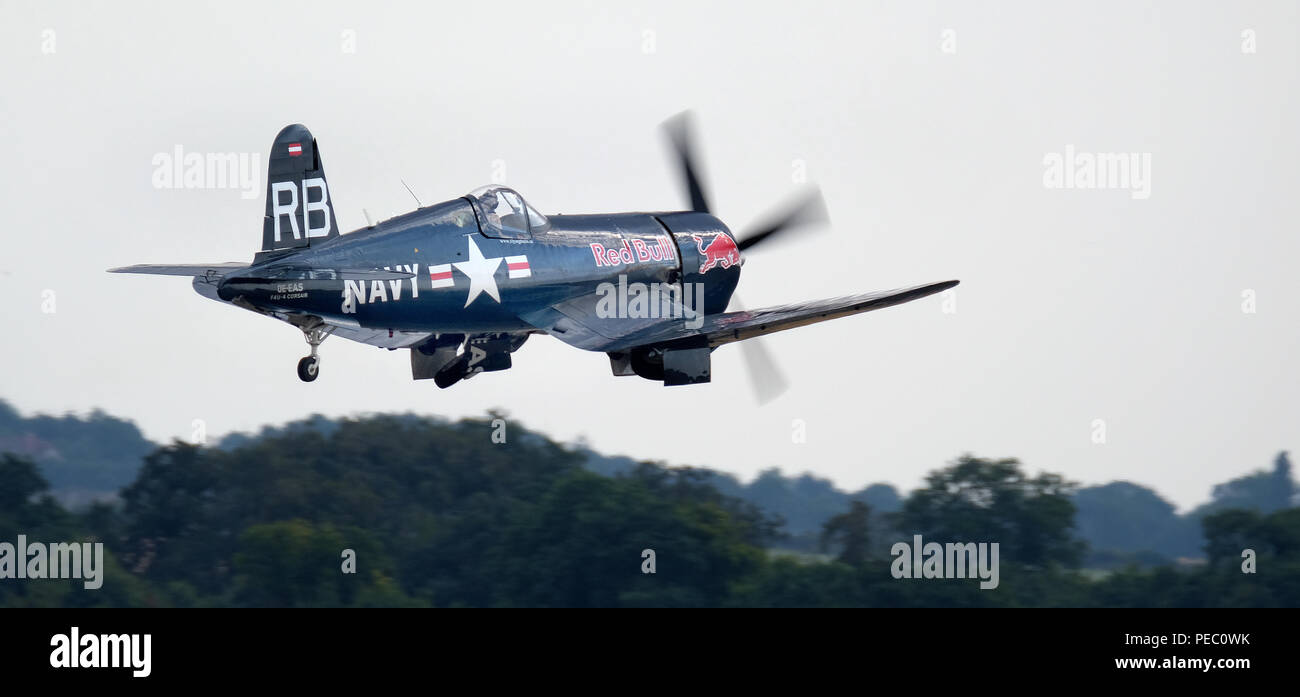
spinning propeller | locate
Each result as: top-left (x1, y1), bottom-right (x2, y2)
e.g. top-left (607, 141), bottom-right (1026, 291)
top-left (661, 111), bottom-right (831, 404)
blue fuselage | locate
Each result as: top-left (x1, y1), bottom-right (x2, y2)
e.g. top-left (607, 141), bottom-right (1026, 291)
top-left (212, 197), bottom-right (742, 342)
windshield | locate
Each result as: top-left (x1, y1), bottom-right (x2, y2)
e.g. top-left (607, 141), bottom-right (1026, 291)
top-left (466, 185), bottom-right (549, 238)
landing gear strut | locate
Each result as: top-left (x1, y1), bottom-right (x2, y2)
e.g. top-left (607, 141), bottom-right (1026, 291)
top-left (297, 324), bottom-right (333, 382)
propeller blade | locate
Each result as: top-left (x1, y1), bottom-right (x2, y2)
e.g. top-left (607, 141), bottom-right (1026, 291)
top-left (729, 294), bottom-right (789, 404)
top-left (661, 111), bottom-right (712, 214)
top-left (736, 188), bottom-right (829, 252)
top-left (740, 338), bottom-right (790, 405)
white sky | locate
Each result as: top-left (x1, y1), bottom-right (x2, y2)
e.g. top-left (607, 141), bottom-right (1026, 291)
top-left (1, 1), bottom-right (1295, 511)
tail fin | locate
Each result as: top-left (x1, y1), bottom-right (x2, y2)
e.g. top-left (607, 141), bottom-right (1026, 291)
top-left (260, 124), bottom-right (339, 255)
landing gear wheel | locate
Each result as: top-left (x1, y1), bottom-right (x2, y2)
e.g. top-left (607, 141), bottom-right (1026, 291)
top-left (295, 322), bottom-right (332, 383)
top-left (297, 356), bottom-right (319, 382)
top-left (433, 354), bottom-right (470, 389)
top-left (630, 349), bottom-right (665, 381)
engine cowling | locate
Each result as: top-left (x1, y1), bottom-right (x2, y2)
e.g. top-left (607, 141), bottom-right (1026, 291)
top-left (656, 211), bottom-right (741, 315)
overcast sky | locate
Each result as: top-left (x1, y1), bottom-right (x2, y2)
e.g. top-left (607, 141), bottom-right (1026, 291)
top-left (1, 1), bottom-right (1295, 510)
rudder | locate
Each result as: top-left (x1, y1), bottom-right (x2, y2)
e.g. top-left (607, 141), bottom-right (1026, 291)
top-left (260, 124), bottom-right (339, 255)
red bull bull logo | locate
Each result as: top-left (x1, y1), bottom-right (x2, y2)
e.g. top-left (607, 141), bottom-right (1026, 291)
top-left (692, 233), bottom-right (741, 274)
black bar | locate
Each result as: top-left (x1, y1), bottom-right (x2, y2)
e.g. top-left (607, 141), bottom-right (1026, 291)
top-left (0, 608), bottom-right (1285, 685)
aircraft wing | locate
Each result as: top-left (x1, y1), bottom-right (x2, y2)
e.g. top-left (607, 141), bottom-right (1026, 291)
top-left (309, 319), bottom-right (432, 350)
top-left (524, 280), bottom-right (958, 353)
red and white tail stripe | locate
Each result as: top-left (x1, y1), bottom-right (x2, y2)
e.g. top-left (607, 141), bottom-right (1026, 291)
top-left (428, 264), bottom-right (453, 288)
top-left (287, 142), bottom-right (303, 156)
top-left (506, 255), bottom-right (531, 279)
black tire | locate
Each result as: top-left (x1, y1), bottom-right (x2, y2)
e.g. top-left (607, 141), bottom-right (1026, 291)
top-left (629, 350), bottom-right (665, 381)
top-left (297, 356), bottom-right (319, 382)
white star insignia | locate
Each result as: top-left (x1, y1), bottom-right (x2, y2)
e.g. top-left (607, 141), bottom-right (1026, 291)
top-left (453, 236), bottom-right (504, 307)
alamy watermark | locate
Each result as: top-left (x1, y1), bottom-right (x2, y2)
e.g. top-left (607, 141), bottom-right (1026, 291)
top-left (152, 145), bottom-right (260, 199)
top-left (0, 535), bottom-right (104, 590)
top-left (1043, 145), bottom-right (1151, 200)
top-left (50, 627), bottom-right (151, 678)
top-left (595, 274), bottom-right (706, 329)
top-left (891, 534), bottom-right (1000, 590)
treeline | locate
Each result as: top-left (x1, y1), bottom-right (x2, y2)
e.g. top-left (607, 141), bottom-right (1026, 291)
top-left (589, 441), bottom-right (1297, 566)
top-left (0, 400), bottom-right (152, 506)
top-left (3, 399), bottom-right (1293, 568)
top-left (0, 413), bottom-right (1297, 607)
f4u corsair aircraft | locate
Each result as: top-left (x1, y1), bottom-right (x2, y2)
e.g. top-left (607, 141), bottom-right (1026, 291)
top-left (111, 116), bottom-right (957, 398)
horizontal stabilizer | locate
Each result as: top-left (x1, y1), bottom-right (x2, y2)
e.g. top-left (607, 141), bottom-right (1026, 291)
top-left (220, 268), bottom-right (416, 283)
top-left (107, 263), bottom-right (248, 278)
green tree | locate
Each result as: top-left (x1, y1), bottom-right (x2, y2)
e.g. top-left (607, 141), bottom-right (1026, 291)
top-left (1194, 451), bottom-right (1296, 517)
top-left (820, 501), bottom-right (873, 566)
top-left (897, 454), bottom-right (1084, 568)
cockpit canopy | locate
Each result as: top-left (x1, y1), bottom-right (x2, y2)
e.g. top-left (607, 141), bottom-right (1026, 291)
top-left (467, 185), bottom-right (550, 239)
